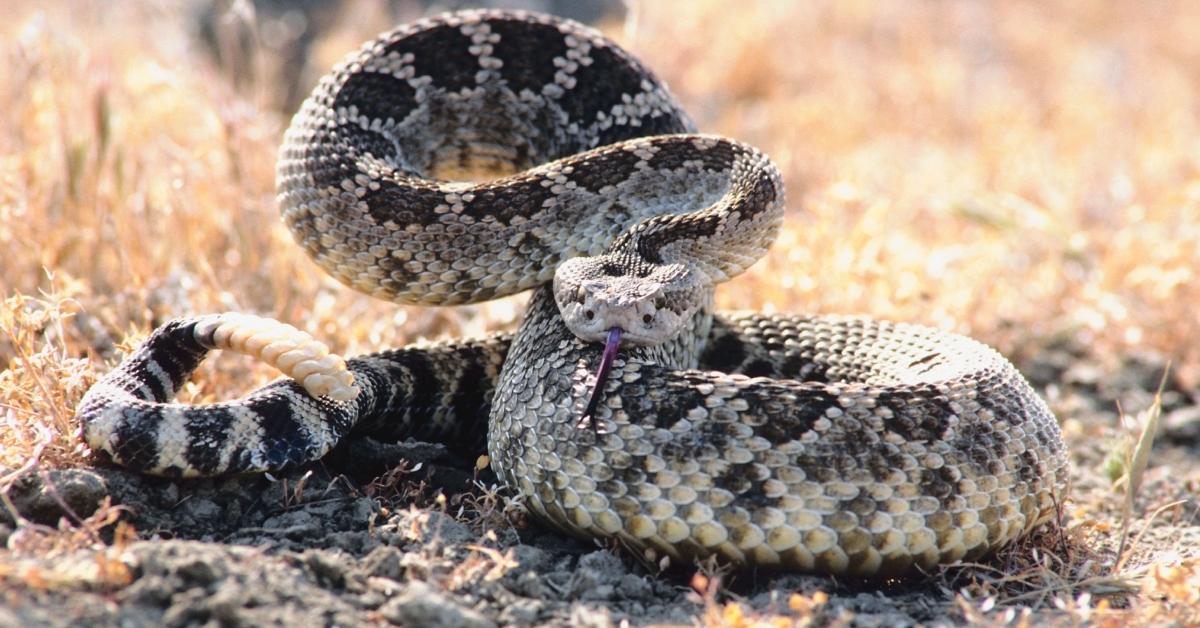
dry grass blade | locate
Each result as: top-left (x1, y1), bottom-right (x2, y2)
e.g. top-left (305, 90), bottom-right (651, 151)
top-left (1115, 364), bottom-right (1170, 569)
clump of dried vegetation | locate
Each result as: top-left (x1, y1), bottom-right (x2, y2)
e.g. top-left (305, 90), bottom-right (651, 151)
top-left (1, 0), bottom-right (1197, 624)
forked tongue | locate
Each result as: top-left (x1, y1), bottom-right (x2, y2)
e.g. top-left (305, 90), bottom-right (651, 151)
top-left (581, 327), bottom-right (622, 432)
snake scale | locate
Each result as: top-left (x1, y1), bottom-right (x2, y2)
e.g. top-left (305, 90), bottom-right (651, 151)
top-left (76, 9), bottom-right (1069, 576)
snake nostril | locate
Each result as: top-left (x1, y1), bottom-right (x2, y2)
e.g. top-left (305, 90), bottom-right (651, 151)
top-left (585, 309), bottom-right (595, 321)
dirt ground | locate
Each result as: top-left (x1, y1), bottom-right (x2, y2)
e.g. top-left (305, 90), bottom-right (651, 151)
top-left (2, 341), bottom-right (1199, 626)
top-left (2, 1), bottom-right (1199, 626)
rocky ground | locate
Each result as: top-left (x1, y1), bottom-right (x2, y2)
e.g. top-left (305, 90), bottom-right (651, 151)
top-left (2, 345), bottom-right (1197, 627)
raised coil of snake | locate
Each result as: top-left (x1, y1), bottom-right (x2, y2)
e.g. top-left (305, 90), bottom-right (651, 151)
top-left (76, 9), bottom-right (1069, 577)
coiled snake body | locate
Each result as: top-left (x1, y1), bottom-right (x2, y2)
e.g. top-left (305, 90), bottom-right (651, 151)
top-left (76, 10), bottom-right (1069, 576)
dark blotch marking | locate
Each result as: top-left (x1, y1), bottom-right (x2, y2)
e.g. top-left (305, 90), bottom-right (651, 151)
top-left (331, 72), bottom-right (418, 126)
top-left (291, 125), bottom-right (395, 237)
top-left (397, 351), bottom-right (442, 428)
top-left (698, 331), bottom-right (746, 372)
top-left (385, 23), bottom-right (479, 91)
top-left (744, 164), bottom-right (780, 219)
top-left (130, 360), bottom-right (170, 402)
top-left (182, 407), bottom-right (240, 475)
top-left (616, 464), bottom-right (648, 488)
top-left (487, 17), bottom-right (569, 95)
top-left (601, 261), bottom-right (624, 276)
top-left (462, 177), bottom-right (552, 222)
top-left (557, 43), bottom-right (643, 126)
top-left (793, 454), bottom-right (838, 484)
top-left (111, 410), bottom-right (163, 471)
top-left (779, 354), bottom-right (827, 382)
top-left (318, 123), bottom-right (398, 167)
top-left (554, 43), bottom-right (691, 149)
top-left (865, 450), bottom-right (901, 483)
top-left (634, 374), bottom-right (711, 439)
top-left (631, 212), bottom-right (722, 264)
top-left (645, 141), bottom-right (709, 171)
top-left (1017, 449), bottom-right (1041, 484)
top-left (363, 181), bottom-right (448, 231)
top-left (742, 359), bottom-right (775, 378)
top-left (570, 148), bottom-right (645, 194)
top-left (874, 390), bottom-right (957, 442)
top-left (347, 353), bottom-right (419, 440)
top-left (118, 318), bottom-right (210, 399)
top-left (253, 391), bottom-right (324, 471)
top-left (754, 386), bottom-right (839, 445)
top-left (447, 351), bottom-right (492, 455)
top-left (151, 345), bottom-right (205, 396)
top-left (343, 343), bottom-right (501, 456)
top-left (301, 122), bottom-right (450, 231)
top-left (713, 461), bottom-right (771, 507)
top-left (919, 469), bottom-right (954, 500)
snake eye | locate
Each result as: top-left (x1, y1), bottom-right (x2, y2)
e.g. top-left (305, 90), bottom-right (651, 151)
top-left (585, 309), bottom-right (595, 320)
top-left (642, 313), bottom-right (653, 325)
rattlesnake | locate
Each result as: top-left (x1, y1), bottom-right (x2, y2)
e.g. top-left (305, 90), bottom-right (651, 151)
top-left (76, 9), bottom-right (1069, 576)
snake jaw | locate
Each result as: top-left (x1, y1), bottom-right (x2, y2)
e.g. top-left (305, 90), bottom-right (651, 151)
top-left (580, 327), bottom-right (622, 433)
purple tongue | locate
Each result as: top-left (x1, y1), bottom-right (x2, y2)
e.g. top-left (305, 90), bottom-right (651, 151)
top-left (581, 327), bottom-right (622, 433)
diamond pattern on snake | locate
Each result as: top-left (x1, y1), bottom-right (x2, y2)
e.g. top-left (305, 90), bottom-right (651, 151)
top-left (75, 9), bottom-right (1069, 576)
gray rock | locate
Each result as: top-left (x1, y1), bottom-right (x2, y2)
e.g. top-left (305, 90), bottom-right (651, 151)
top-left (615, 573), bottom-right (653, 601)
top-left (303, 549), bottom-right (348, 588)
top-left (379, 580), bottom-right (495, 628)
top-left (361, 545), bottom-right (406, 581)
top-left (1, 468), bottom-right (108, 525)
top-left (567, 550), bottom-right (627, 600)
top-left (499, 598), bottom-right (544, 625)
top-left (390, 508), bottom-right (476, 546)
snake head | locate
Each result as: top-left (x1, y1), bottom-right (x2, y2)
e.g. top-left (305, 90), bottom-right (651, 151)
top-left (555, 254), bottom-right (706, 433)
top-left (553, 255), bottom-right (697, 347)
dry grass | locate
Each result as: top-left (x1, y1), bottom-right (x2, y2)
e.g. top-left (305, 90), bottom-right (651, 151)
top-left (1, 0), bottom-right (1198, 624)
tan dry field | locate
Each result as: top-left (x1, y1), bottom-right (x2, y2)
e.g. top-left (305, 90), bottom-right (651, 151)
top-left (1, 1), bottom-right (1198, 625)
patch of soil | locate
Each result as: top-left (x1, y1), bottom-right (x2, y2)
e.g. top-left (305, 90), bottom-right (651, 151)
top-left (2, 346), bottom-right (1197, 626)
